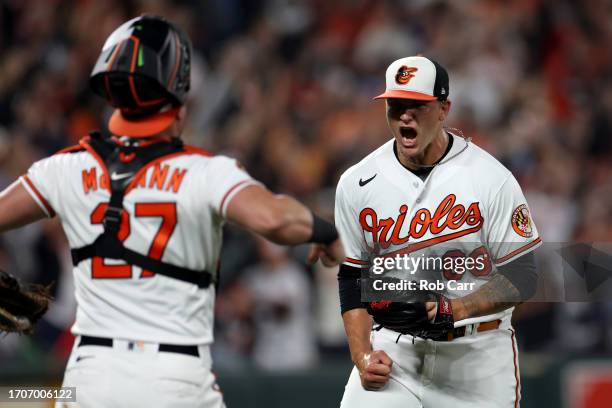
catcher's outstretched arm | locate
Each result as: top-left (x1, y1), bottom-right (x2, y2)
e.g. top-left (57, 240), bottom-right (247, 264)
top-left (0, 181), bottom-right (48, 233)
top-left (226, 184), bottom-right (345, 266)
top-left (226, 184), bottom-right (316, 244)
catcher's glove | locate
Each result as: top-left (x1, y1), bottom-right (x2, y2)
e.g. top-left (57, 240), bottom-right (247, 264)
top-left (367, 293), bottom-right (455, 340)
top-left (0, 270), bottom-right (52, 334)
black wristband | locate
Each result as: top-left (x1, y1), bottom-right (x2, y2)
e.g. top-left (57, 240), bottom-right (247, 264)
top-left (309, 212), bottom-right (339, 244)
top-left (338, 265), bottom-right (364, 314)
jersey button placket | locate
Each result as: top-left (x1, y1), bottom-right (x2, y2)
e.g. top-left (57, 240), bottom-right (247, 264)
top-left (412, 179), bottom-right (423, 205)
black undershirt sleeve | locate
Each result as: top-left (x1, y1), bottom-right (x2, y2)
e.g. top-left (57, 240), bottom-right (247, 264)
top-left (338, 264), bottom-right (365, 314)
top-left (497, 251), bottom-right (538, 301)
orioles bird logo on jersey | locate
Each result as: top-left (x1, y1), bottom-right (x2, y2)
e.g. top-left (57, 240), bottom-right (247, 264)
top-left (395, 66), bottom-right (418, 85)
top-left (511, 204), bottom-right (533, 238)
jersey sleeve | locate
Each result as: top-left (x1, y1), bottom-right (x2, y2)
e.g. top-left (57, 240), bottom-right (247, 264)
top-left (19, 156), bottom-right (60, 218)
top-left (485, 175), bottom-right (542, 266)
top-left (335, 180), bottom-right (369, 268)
top-left (203, 156), bottom-right (261, 218)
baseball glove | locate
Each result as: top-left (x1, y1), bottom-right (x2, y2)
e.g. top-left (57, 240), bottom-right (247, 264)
top-left (0, 270), bottom-right (52, 334)
top-left (367, 293), bottom-right (455, 340)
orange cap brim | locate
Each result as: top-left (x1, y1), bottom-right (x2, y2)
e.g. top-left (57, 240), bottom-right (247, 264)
top-left (108, 108), bottom-right (179, 138)
top-left (373, 90), bottom-right (437, 101)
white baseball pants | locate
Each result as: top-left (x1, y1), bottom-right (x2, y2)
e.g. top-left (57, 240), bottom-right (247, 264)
top-left (55, 336), bottom-right (225, 408)
top-left (340, 322), bottom-right (520, 408)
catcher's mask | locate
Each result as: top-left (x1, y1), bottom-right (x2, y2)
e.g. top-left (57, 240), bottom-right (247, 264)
top-left (89, 15), bottom-right (192, 138)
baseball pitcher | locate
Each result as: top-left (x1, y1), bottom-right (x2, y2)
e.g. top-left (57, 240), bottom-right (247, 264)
top-left (336, 56), bottom-right (541, 407)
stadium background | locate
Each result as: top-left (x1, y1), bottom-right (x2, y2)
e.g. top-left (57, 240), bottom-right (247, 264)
top-left (0, 0), bottom-right (611, 407)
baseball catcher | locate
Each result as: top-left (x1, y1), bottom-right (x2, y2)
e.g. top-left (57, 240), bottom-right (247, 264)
top-left (0, 270), bottom-right (51, 334)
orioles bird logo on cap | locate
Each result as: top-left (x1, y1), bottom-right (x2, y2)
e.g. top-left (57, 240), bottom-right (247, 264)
top-left (395, 66), bottom-right (418, 85)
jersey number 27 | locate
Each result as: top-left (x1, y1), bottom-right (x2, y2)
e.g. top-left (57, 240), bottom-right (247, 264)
top-left (89, 202), bottom-right (177, 279)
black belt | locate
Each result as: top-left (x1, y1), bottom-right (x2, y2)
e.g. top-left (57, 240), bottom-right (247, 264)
top-left (78, 335), bottom-right (199, 357)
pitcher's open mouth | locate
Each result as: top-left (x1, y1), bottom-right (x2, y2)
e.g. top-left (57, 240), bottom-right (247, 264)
top-left (400, 127), bottom-right (417, 139)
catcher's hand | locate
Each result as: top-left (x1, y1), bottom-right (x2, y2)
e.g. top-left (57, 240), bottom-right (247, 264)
top-left (307, 238), bottom-right (345, 267)
top-left (367, 292), bottom-right (455, 340)
top-left (0, 270), bottom-right (52, 334)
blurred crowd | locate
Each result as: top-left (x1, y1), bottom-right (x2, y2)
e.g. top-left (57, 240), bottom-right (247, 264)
top-left (0, 0), bottom-right (611, 374)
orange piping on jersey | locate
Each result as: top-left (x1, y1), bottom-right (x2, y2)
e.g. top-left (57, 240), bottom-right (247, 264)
top-left (123, 146), bottom-right (212, 195)
top-left (346, 257), bottom-right (368, 266)
top-left (53, 144), bottom-right (85, 155)
top-left (219, 180), bottom-right (252, 214)
top-left (22, 175), bottom-right (55, 216)
top-left (494, 238), bottom-right (542, 265)
top-left (382, 224), bottom-right (484, 259)
top-left (510, 328), bottom-right (520, 407)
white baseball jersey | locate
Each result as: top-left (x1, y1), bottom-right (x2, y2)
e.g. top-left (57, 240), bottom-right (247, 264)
top-left (20, 143), bottom-right (258, 345)
top-left (335, 132), bottom-right (542, 326)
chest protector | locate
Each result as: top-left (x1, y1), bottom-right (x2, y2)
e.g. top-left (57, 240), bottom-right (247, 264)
top-left (70, 132), bottom-right (213, 288)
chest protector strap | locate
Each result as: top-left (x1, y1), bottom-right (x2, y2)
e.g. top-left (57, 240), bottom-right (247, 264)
top-left (70, 132), bottom-right (213, 289)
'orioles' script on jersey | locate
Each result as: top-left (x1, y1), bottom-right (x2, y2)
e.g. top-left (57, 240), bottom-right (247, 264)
top-left (359, 194), bottom-right (483, 249)
top-left (82, 164), bottom-right (188, 194)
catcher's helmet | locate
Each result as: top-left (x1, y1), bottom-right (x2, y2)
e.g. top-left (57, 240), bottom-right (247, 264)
top-left (89, 15), bottom-right (192, 137)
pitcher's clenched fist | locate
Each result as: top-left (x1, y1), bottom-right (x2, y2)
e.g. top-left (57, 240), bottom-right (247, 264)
top-left (356, 350), bottom-right (393, 391)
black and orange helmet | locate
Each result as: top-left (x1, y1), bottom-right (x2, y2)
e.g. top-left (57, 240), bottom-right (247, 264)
top-left (89, 15), bottom-right (191, 137)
